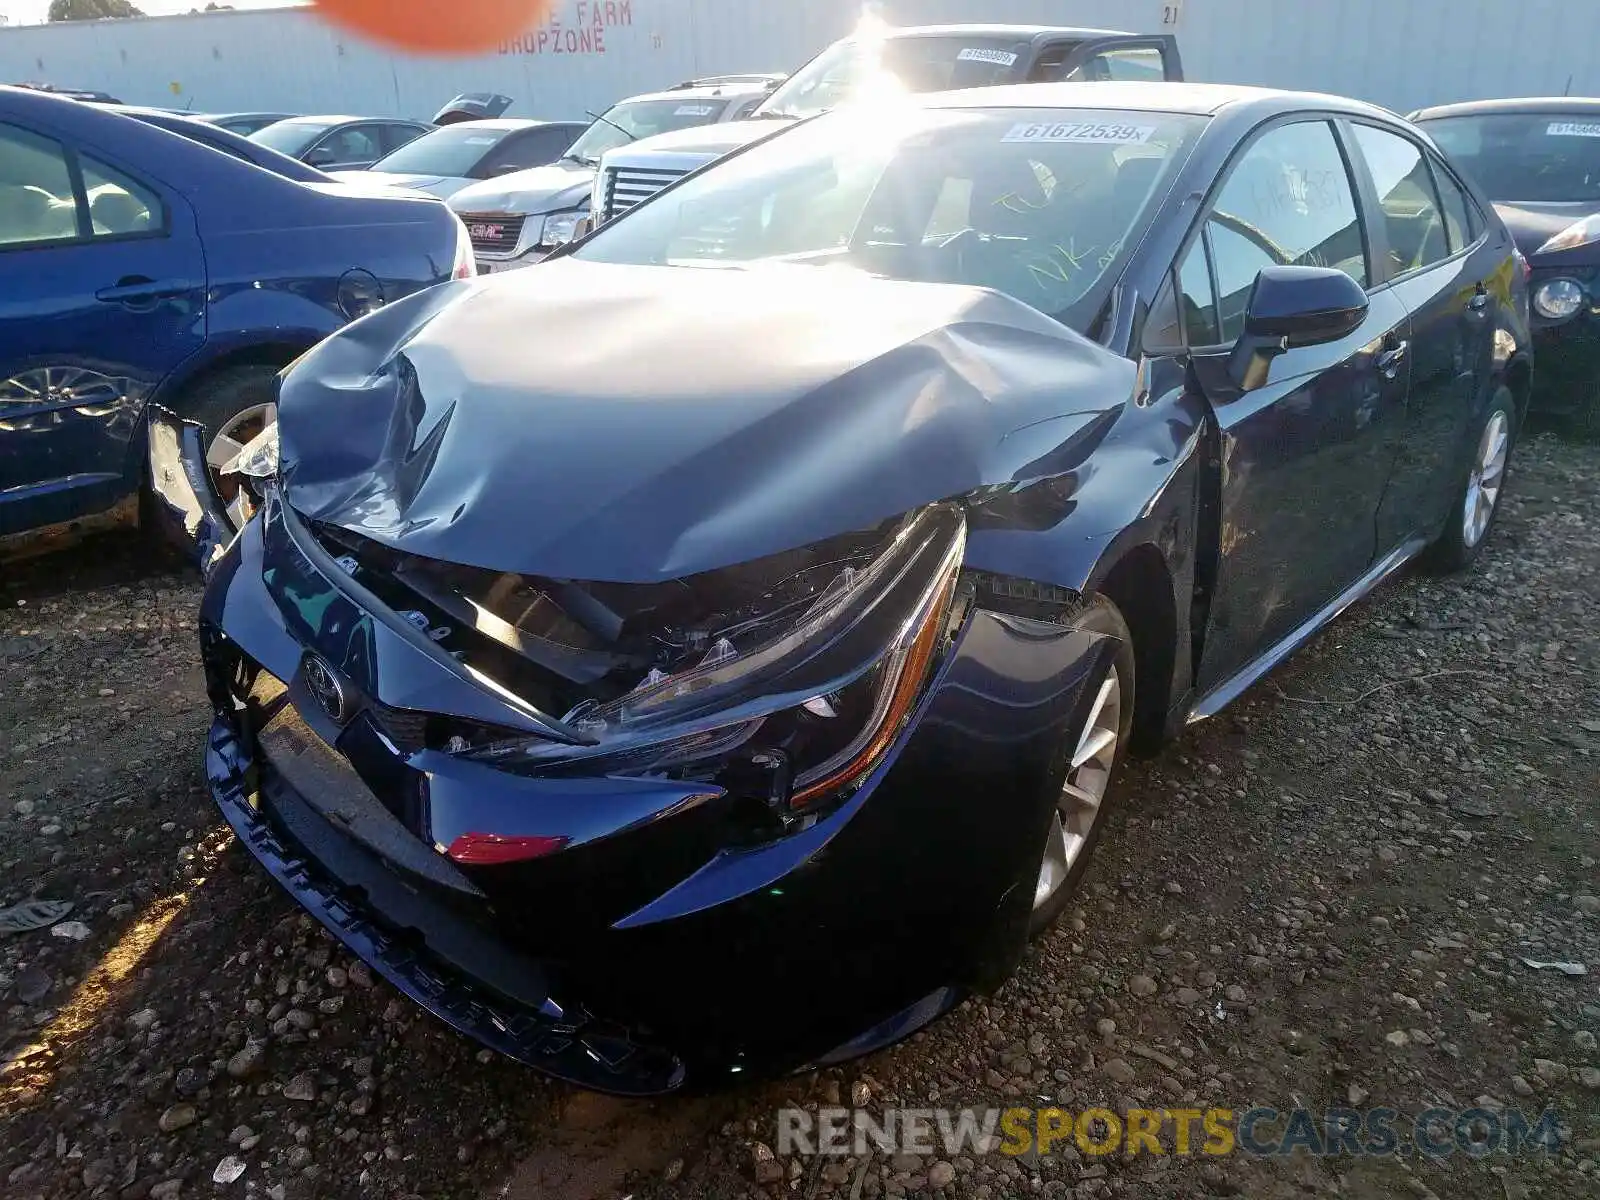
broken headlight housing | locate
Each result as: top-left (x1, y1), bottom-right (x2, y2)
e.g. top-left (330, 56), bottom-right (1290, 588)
top-left (216, 420), bottom-right (280, 531)
top-left (459, 503), bottom-right (967, 820)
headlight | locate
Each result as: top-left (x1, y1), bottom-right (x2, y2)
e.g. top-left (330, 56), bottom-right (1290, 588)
top-left (457, 504), bottom-right (967, 822)
top-left (1533, 277), bottom-right (1585, 321)
top-left (1537, 213), bottom-right (1600, 255)
top-left (216, 420), bottom-right (280, 531)
top-left (220, 420), bottom-right (279, 481)
top-left (540, 210), bottom-right (585, 247)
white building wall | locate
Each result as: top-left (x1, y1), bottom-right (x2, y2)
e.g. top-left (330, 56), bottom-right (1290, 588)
top-left (0, 0), bottom-right (1597, 122)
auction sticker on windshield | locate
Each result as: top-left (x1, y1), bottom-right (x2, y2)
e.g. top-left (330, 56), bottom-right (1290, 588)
top-left (676, 104), bottom-right (717, 116)
top-left (957, 47), bottom-right (1018, 66)
top-left (1548, 122), bottom-right (1600, 138)
top-left (1002, 121), bottom-right (1156, 145)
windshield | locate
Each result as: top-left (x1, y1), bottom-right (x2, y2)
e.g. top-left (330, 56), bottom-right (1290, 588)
top-left (755, 34), bottom-right (1032, 120)
top-left (575, 106), bottom-right (1203, 332)
top-left (372, 126), bottom-right (507, 176)
top-left (563, 98), bottom-right (733, 164)
top-left (250, 120), bottom-right (333, 156)
top-left (1420, 112), bottom-right (1600, 203)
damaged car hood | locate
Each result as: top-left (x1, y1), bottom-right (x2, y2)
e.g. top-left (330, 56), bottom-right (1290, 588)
top-left (276, 259), bottom-right (1136, 582)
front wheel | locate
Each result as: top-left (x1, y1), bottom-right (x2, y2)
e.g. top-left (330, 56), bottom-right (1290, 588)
top-left (1423, 386), bottom-right (1515, 574)
top-left (1028, 595), bottom-right (1136, 936)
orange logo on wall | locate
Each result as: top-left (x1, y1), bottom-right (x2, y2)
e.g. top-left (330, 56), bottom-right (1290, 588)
top-left (312, 0), bottom-right (556, 54)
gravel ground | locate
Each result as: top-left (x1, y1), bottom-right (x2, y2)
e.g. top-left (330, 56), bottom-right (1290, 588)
top-left (0, 431), bottom-right (1596, 1200)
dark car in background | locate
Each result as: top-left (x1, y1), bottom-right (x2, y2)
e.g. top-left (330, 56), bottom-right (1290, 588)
top-left (250, 115), bottom-right (434, 171)
top-left (116, 107), bottom-right (337, 181)
top-left (0, 84), bottom-right (472, 550)
top-left (154, 82), bottom-right (1529, 1094)
top-left (1414, 97), bottom-right (1600, 433)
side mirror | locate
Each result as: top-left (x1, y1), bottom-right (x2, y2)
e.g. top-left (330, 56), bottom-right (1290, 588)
top-left (306, 147), bottom-right (337, 167)
top-left (1227, 265), bottom-right (1369, 391)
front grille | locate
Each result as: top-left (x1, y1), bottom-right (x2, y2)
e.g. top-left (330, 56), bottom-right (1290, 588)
top-left (458, 212), bottom-right (525, 256)
top-left (601, 166), bottom-right (689, 222)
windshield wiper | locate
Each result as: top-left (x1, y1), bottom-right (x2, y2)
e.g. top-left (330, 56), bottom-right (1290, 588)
top-left (561, 151), bottom-right (597, 166)
top-left (584, 110), bottom-right (636, 143)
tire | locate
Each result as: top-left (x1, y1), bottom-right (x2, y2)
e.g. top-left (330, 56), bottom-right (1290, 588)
top-left (1027, 594), bottom-right (1137, 937)
top-left (1422, 385), bottom-right (1516, 574)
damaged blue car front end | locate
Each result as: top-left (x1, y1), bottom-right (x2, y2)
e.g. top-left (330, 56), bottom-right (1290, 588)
top-left (147, 262), bottom-right (1132, 1094)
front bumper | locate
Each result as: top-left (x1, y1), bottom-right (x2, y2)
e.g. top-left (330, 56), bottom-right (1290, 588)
top-left (1528, 266), bottom-right (1600, 415)
top-left (188, 483), bottom-right (1115, 1091)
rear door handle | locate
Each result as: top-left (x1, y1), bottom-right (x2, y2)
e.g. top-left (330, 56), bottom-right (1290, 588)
top-left (1377, 341), bottom-right (1409, 376)
top-left (95, 277), bottom-right (194, 304)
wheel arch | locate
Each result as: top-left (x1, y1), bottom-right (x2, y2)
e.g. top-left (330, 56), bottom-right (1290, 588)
top-left (154, 340), bottom-right (315, 416)
top-left (1089, 542), bottom-right (1179, 752)
top-left (1503, 351), bottom-right (1533, 426)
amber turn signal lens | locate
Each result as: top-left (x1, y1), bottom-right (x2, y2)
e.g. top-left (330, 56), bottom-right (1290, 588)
top-left (312, 0), bottom-right (552, 54)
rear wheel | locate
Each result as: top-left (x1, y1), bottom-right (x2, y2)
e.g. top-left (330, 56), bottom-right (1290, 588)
top-left (1422, 385), bottom-right (1515, 574)
top-left (1028, 595), bottom-right (1136, 936)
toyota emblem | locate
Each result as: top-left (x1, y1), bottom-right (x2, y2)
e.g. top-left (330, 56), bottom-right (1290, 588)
top-left (302, 655), bottom-right (350, 724)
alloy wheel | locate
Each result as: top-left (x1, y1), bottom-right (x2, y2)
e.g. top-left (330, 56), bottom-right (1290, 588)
top-left (205, 402), bottom-right (277, 474)
top-left (1463, 410), bottom-right (1509, 549)
top-left (1034, 667), bottom-right (1123, 912)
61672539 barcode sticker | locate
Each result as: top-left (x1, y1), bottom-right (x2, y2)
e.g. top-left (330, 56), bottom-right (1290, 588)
top-left (1002, 121), bottom-right (1156, 145)
top-left (1548, 122), bottom-right (1600, 138)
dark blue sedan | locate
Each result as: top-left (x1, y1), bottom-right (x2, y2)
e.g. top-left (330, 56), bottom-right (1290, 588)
top-left (156, 82), bottom-right (1531, 1095)
top-left (0, 85), bottom-right (473, 550)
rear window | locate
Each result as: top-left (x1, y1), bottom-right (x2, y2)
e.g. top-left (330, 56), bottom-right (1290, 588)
top-left (755, 34), bottom-right (1028, 119)
top-left (1420, 112), bottom-right (1600, 203)
top-left (373, 126), bottom-right (508, 177)
top-left (563, 98), bottom-right (735, 165)
top-left (250, 121), bottom-right (333, 156)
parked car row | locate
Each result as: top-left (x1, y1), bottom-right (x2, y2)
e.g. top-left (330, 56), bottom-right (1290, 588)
top-left (2, 14), bottom-right (1592, 1101)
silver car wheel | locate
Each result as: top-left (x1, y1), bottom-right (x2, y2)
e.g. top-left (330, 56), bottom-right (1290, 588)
top-left (205, 402), bottom-right (277, 473)
top-left (1034, 667), bottom-right (1123, 912)
top-left (1463, 409), bottom-right (1509, 549)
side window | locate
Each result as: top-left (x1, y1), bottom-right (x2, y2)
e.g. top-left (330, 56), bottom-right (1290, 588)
top-left (1066, 46), bottom-right (1167, 83)
top-left (1351, 124), bottom-right (1449, 277)
top-left (1179, 237), bottom-right (1221, 346)
top-left (0, 123), bottom-right (80, 247)
top-left (384, 124), bottom-right (426, 155)
top-left (1027, 41), bottom-right (1079, 80)
top-left (317, 125), bottom-right (380, 164)
top-left (81, 156), bottom-right (162, 237)
top-left (1428, 154), bottom-right (1475, 253)
top-left (1208, 120), bottom-right (1368, 342)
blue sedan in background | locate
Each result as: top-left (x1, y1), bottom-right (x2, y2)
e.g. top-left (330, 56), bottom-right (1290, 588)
top-left (0, 84), bottom-right (474, 551)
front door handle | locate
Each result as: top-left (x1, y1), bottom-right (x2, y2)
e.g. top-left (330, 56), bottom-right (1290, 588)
top-left (96, 277), bottom-right (194, 305)
top-left (1377, 340), bottom-right (1409, 377)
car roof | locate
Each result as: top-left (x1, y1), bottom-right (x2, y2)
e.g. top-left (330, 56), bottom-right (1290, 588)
top-left (202, 111), bottom-right (296, 120)
top-left (926, 80), bottom-right (1398, 121)
top-left (880, 23), bottom-right (1137, 39)
top-left (425, 117), bottom-right (571, 132)
top-left (1412, 96), bottom-right (1600, 120)
top-left (275, 115), bottom-right (423, 127)
top-left (622, 84), bottom-right (768, 104)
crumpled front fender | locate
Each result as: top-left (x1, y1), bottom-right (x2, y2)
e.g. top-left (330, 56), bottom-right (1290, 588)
top-left (144, 404), bottom-right (236, 576)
